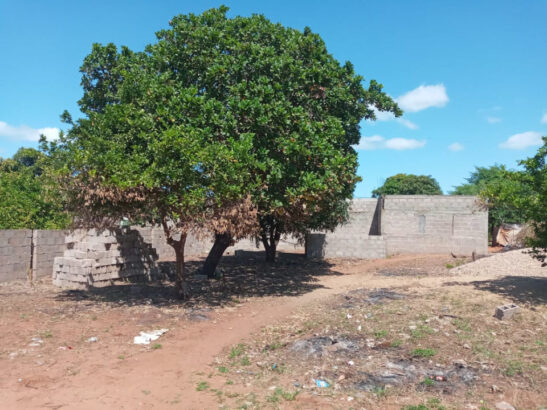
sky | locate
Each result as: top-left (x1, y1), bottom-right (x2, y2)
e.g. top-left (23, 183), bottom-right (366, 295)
top-left (1, 0), bottom-right (546, 197)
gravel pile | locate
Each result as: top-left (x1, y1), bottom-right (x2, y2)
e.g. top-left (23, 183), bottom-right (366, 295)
top-left (451, 249), bottom-right (545, 277)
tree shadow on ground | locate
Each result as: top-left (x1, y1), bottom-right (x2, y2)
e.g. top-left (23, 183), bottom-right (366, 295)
top-left (446, 276), bottom-right (547, 306)
top-left (55, 251), bottom-right (341, 308)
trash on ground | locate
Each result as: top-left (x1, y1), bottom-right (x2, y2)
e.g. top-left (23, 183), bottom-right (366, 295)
top-left (133, 328), bottom-right (169, 345)
top-left (314, 379), bottom-right (330, 388)
top-left (29, 337), bottom-right (43, 347)
top-left (87, 336), bottom-right (98, 343)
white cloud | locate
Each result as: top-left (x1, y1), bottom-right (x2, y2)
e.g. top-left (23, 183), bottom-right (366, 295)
top-left (395, 84), bottom-right (449, 113)
top-left (499, 131), bottom-right (542, 150)
top-left (370, 107), bottom-right (418, 129)
top-left (354, 135), bottom-right (426, 151)
top-left (0, 121), bottom-right (59, 142)
top-left (487, 116), bottom-right (502, 124)
top-left (448, 142), bottom-right (464, 151)
top-left (397, 118), bottom-right (419, 130)
top-left (385, 138), bottom-right (426, 150)
top-left (541, 112), bottom-right (547, 124)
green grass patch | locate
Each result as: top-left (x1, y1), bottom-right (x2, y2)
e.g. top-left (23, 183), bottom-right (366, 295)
top-left (229, 343), bottom-right (245, 359)
top-left (412, 348), bottom-right (436, 358)
top-left (217, 366), bottom-right (229, 373)
top-left (411, 324), bottom-right (434, 340)
top-left (196, 381), bottom-right (209, 391)
top-left (391, 339), bottom-right (403, 348)
top-left (151, 343), bottom-right (162, 350)
top-left (453, 318), bottom-right (472, 332)
top-left (266, 387), bottom-right (299, 403)
top-left (504, 360), bottom-right (524, 376)
top-left (374, 330), bottom-right (388, 338)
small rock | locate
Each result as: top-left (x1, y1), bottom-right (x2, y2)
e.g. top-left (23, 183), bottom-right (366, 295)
top-left (453, 359), bottom-right (467, 368)
top-left (347, 396), bottom-right (354, 402)
top-left (348, 360), bottom-right (355, 366)
top-left (495, 402), bottom-right (515, 410)
top-left (409, 325), bottom-right (417, 330)
top-left (491, 384), bottom-right (503, 393)
top-left (463, 343), bottom-right (471, 349)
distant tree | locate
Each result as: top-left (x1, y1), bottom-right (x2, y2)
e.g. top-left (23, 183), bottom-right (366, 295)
top-left (513, 137), bottom-right (546, 261)
top-left (0, 148), bottom-right (69, 229)
top-left (372, 174), bottom-right (442, 197)
top-left (452, 165), bottom-right (532, 245)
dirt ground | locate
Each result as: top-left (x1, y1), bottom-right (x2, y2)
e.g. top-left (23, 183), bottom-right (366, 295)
top-left (0, 251), bottom-right (545, 409)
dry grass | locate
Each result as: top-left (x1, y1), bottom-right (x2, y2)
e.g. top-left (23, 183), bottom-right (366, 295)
top-left (210, 272), bottom-right (546, 409)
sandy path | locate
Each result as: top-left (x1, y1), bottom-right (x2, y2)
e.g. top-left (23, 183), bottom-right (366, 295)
top-left (3, 253), bottom-right (523, 409)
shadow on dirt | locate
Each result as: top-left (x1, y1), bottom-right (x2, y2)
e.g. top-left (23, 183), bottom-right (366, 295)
top-left (468, 275), bottom-right (547, 306)
top-left (55, 251), bottom-right (341, 308)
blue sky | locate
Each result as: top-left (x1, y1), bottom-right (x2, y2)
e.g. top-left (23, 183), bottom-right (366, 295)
top-left (1, 0), bottom-right (546, 197)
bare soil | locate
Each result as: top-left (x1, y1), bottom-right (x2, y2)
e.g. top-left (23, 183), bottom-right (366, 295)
top-left (0, 251), bottom-right (545, 409)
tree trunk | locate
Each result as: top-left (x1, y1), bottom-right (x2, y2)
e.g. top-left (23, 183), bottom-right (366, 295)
top-left (202, 232), bottom-right (233, 279)
top-left (491, 224), bottom-right (500, 247)
top-left (261, 227), bottom-right (281, 263)
top-left (171, 233), bottom-right (188, 299)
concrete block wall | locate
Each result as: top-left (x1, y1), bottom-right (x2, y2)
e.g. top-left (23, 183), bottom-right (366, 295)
top-left (0, 230), bottom-right (32, 282)
top-left (33, 230), bottom-right (66, 278)
top-left (305, 198), bottom-right (385, 259)
top-left (382, 196), bottom-right (488, 256)
top-left (305, 196), bottom-right (488, 259)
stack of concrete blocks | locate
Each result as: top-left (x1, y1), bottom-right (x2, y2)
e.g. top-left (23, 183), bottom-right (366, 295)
top-left (53, 228), bottom-right (159, 289)
top-left (0, 230), bottom-right (32, 282)
top-left (382, 196), bottom-right (488, 256)
top-left (307, 199), bottom-right (386, 259)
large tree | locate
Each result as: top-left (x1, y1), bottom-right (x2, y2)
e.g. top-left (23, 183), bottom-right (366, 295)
top-left (372, 173), bottom-right (442, 197)
top-left (0, 148), bottom-right (69, 229)
top-left (150, 7), bottom-right (401, 272)
top-left (45, 14), bottom-right (258, 297)
top-left (451, 165), bottom-right (532, 245)
top-left (47, 7), bottom-right (401, 289)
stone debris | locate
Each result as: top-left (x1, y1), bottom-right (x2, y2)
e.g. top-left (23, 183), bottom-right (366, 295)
top-left (290, 336), bottom-right (361, 358)
top-left (338, 288), bottom-right (406, 309)
top-left (353, 360), bottom-right (478, 394)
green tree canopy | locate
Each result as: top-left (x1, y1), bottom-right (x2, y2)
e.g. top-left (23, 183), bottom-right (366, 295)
top-left (451, 164), bottom-right (533, 245)
top-left (0, 148), bottom-right (69, 229)
top-left (48, 6), bottom-right (402, 288)
top-left (372, 173), bottom-right (442, 197)
top-left (513, 137), bottom-right (546, 260)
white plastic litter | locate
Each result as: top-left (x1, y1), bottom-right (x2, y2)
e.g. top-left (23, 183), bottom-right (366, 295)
top-left (133, 329), bottom-right (169, 345)
top-left (87, 336), bottom-right (98, 343)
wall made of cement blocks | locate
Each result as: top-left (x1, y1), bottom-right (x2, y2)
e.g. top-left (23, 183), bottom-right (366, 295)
top-left (33, 230), bottom-right (67, 278)
top-left (0, 230), bottom-right (32, 282)
top-left (305, 198), bottom-right (385, 259)
top-left (305, 196), bottom-right (488, 259)
top-left (382, 196), bottom-right (488, 256)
